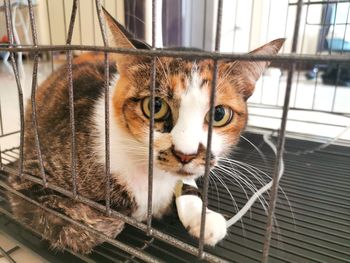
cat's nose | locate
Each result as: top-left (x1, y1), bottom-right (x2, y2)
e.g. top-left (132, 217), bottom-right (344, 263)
top-left (172, 147), bottom-right (197, 164)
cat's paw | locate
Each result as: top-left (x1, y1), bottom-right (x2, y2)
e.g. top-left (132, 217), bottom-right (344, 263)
top-left (176, 195), bottom-right (227, 246)
top-left (187, 209), bottom-right (227, 246)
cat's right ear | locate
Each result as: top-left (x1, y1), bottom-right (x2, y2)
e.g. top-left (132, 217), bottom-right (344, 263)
top-left (102, 8), bottom-right (145, 73)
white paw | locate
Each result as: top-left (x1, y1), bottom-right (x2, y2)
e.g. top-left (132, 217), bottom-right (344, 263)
top-left (176, 195), bottom-right (227, 246)
top-left (187, 209), bottom-right (227, 246)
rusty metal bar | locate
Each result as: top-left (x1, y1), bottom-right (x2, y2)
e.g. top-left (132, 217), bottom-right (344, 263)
top-left (261, 0), bottom-right (304, 262)
top-left (95, 0), bottom-right (111, 215)
top-left (0, 45), bottom-right (349, 64)
top-left (62, 0), bottom-right (68, 41)
top-left (198, 0), bottom-right (223, 259)
top-left (3, 0), bottom-right (24, 179)
top-left (45, 0), bottom-right (54, 72)
top-left (289, 0), bottom-right (348, 5)
top-left (91, 0), bottom-right (97, 45)
top-left (66, 0), bottom-right (79, 198)
top-left (147, 0), bottom-right (157, 236)
top-left (27, 0), bottom-right (47, 186)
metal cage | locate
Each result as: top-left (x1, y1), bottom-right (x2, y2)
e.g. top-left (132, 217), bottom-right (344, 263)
top-left (0, 0), bottom-right (349, 262)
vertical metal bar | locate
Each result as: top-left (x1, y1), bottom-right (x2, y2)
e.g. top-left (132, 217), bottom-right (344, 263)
top-left (45, 0), bottom-right (54, 72)
top-left (310, 0), bottom-right (331, 110)
top-left (92, 0), bottom-right (96, 45)
top-left (95, 0), bottom-right (111, 215)
top-left (318, 0), bottom-right (331, 56)
top-left (261, 1), bottom-right (303, 262)
top-left (198, 0), bottom-right (223, 259)
top-left (27, 0), bottom-right (47, 186)
top-left (314, 1), bottom-right (338, 110)
top-left (276, 0), bottom-right (290, 107)
top-left (259, 0), bottom-right (273, 104)
top-left (62, 0), bottom-right (68, 41)
top-left (248, 0), bottom-right (255, 50)
top-left (294, 0), bottom-right (310, 108)
top-left (78, 1), bottom-right (83, 45)
top-left (0, 145), bottom-right (2, 169)
top-left (147, 0), bottom-right (157, 235)
top-left (201, 0), bottom-right (207, 50)
top-left (330, 3), bottom-right (350, 112)
top-left (66, 0), bottom-right (79, 198)
top-left (0, 99), bottom-right (3, 136)
top-left (232, 0), bottom-right (239, 51)
top-left (4, 0), bottom-right (25, 178)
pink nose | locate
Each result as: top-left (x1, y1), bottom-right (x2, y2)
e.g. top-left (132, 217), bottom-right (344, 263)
top-left (172, 147), bottom-right (197, 164)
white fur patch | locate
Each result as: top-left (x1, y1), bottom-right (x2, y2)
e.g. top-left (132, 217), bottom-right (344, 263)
top-left (171, 68), bottom-right (223, 156)
top-left (93, 74), bottom-right (178, 221)
top-left (176, 195), bottom-right (227, 245)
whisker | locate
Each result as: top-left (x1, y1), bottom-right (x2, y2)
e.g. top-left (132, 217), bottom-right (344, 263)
top-left (240, 135), bottom-right (268, 164)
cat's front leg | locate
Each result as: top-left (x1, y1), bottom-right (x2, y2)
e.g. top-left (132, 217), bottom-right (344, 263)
top-left (175, 179), bottom-right (227, 246)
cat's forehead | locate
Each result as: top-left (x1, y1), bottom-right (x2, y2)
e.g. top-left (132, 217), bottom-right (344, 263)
top-left (161, 58), bottom-right (213, 76)
top-left (129, 58), bottom-right (215, 97)
top-left (157, 58), bottom-right (214, 97)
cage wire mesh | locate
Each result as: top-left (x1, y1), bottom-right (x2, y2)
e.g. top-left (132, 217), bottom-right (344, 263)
top-left (0, 0), bottom-right (349, 262)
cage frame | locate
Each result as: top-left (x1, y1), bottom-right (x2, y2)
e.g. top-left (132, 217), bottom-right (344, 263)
top-left (0, 0), bottom-right (349, 262)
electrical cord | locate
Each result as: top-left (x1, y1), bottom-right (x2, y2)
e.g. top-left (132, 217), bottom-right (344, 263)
top-left (226, 134), bottom-right (284, 227)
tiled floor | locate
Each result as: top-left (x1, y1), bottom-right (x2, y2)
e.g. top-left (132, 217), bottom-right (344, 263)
top-left (0, 232), bottom-right (46, 263)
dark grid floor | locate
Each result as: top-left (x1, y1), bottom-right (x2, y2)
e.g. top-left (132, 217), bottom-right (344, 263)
top-left (0, 132), bottom-right (349, 262)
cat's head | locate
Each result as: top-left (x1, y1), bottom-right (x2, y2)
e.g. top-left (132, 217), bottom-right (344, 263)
top-left (103, 10), bottom-right (284, 179)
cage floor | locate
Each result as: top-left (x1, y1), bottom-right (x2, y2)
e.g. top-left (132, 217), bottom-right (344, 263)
top-left (0, 132), bottom-right (349, 263)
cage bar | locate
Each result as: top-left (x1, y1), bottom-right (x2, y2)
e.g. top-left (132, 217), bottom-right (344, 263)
top-left (1, 0), bottom-right (350, 262)
top-left (1, 44), bottom-right (350, 64)
top-left (3, 0), bottom-right (25, 178)
top-left (95, 0), bottom-right (112, 215)
top-left (146, 0), bottom-right (157, 235)
top-left (198, 0), bottom-right (223, 259)
top-left (45, 0), bottom-right (54, 72)
top-left (261, 0), bottom-right (304, 262)
top-left (66, 0), bottom-right (78, 198)
top-left (27, 0), bottom-right (48, 186)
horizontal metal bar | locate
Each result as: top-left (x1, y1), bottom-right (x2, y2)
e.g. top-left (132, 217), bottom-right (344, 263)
top-left (1, 166), bottom-right (225, 263)
top-left (0, 45), bottom-right (349, 64)
top-left (289, 0), bottom-right (350, 5)
top-left (0, 130), bottom-right (20, 138)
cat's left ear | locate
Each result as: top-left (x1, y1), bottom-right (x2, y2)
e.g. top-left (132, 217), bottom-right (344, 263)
top-left (220, 38), bottom-right (285, 100)
top-left (102, 8), bottom-right (150, 73)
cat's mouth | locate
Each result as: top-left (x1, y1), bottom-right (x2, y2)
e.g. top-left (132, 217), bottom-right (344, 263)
top-left (177, 168), bottom-right (196, 176)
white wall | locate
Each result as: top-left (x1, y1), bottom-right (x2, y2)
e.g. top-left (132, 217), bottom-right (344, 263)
top-left (35, 0), bottom-right (125, 46)
top-left (220, 0), bottom-right (324, 54)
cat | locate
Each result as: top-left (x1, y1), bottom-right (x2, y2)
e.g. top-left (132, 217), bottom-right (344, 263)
top-left (6, 9), bottom-right (284, 254)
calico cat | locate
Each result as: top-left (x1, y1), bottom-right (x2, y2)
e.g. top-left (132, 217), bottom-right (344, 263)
top-left (7, 9), bottom-right (284, 253)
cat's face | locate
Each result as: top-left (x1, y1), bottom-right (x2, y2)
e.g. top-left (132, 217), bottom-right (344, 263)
top-left (104, 10), bottom-right (284, 178)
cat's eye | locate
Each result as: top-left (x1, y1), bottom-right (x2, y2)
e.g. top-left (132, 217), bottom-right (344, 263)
top-left (205, 105), bottom-right (233, 127)
top-left (141, 97), bottom-right (170, 121)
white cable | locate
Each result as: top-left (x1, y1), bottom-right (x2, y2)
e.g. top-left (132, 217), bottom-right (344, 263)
top-left (226, 134), bottom-right (284, 228)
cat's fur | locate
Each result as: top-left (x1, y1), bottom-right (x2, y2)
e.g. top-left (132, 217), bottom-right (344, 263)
top-left (7, 9), bottom-right (284, 253)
